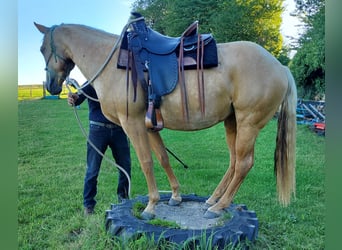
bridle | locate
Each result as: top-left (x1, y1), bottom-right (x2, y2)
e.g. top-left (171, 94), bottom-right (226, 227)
top-left (45, 26), bottom-right (65, 67)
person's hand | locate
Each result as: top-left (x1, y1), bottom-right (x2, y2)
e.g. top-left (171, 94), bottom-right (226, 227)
top-left (67, 93), bottom-right (79, 106)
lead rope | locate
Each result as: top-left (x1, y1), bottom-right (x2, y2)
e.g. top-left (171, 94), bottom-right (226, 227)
top-left (65, 83), bottom-right (132, 199)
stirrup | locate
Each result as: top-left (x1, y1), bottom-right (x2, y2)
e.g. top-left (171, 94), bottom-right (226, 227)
top-left (145, 101), bottom-right (164, 132)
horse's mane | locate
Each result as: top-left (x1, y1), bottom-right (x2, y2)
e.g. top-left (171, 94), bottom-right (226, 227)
top-left (59, 23), bottom-right (119, 40)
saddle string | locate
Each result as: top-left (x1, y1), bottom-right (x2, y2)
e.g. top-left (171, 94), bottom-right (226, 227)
top-left (197, 34), bottom-right (205, 116)
top-left (178, 37), bottom-right (190, 122)
top-left (176, 28), bottom-right (207, 122)
top-left (125, 50), bottom-right (131, 119)
top-left (196, 35), bottom-right (201, 115)
top-left (65, 82), bottom-right (132, 198)
top-left (201, 39), bottom-right (205, 115)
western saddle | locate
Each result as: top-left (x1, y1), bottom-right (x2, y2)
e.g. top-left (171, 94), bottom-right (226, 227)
top-left (118, 12), bottom-right (218, 131)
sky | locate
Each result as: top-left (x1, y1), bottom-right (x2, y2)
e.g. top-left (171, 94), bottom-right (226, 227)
top-left (18, 0), bottom-right (303, 85)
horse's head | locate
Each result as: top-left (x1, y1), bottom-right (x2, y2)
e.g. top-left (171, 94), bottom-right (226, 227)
top-left (34, 23), bottom-right (75, 95)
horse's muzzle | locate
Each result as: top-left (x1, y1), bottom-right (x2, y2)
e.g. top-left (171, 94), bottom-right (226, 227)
top-left (45, 73), bottom-right (62, 95)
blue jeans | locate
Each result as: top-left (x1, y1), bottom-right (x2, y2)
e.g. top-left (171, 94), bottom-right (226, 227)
top-left (83, 122), bottom-right (131, 209)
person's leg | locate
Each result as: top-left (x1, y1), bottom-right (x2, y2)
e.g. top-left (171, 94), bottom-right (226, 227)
top-left (109, 127), bottom-right (131, 202)
top-left (83, 124), bottom-right (108, 213)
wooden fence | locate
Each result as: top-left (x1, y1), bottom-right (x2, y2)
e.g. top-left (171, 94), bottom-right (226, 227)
top-left (18, 84), bottom-right (69, 100)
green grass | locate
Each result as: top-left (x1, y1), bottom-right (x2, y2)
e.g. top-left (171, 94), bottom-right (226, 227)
top-left (18, 99), bottom-right (325, 249)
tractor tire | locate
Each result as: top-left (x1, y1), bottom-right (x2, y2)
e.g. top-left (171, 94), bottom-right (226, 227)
top-left (105, 194), bottom-right (258, 249)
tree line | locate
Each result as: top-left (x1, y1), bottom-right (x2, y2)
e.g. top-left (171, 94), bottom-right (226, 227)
top-left (131, 0), bottom-right (325, 100)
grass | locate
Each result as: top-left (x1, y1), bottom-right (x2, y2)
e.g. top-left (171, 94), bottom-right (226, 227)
top-left (18, 98), bottom-right (325, 249)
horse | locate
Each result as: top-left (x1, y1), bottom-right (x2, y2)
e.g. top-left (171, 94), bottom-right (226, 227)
top-left (34, 21), bottom-right (297, 220)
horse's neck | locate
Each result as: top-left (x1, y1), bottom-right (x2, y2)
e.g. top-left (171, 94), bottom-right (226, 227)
top-left (62, 25), bottom-right (119, 81)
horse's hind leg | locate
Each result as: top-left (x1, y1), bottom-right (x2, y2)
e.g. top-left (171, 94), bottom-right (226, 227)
top-left (206, 115), bottom-right (237, 205)
top-left (205, 124), bottom-right (258, 218)
top-left (148, 132), bottom-right (182, 205)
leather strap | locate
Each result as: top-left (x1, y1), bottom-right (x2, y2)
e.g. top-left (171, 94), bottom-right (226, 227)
top-left (145, 80), bottom-right (164, 131)
top-left (145, 101), bottom-right (164, 132)
top-left (196, 34), bottom-right (205, 116)
top-left (126, 50), bottom-right (131, 119)
top-left (178, 37), bottom-right (190, 123)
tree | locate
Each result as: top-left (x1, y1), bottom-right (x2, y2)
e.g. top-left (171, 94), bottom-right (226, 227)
top-left (132, 0), bottom-right (285, 57)
top-left (132, 0), bottom-right (168, 33)
top-left (210, 0), bottom-right (284, 56)
top-left (295, 0), bottom-right (324, 16)
top-left (289, 0), bottom-right (325, 99)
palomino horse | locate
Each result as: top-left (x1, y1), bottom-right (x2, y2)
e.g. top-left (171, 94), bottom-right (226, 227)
top-left (34, 21), bottom-right (297, 219)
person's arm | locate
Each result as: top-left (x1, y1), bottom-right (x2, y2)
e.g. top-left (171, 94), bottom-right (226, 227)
top-left (67, 92), bottom-right (83, 106)
top-left (67, 82), bottom-right (89, 106)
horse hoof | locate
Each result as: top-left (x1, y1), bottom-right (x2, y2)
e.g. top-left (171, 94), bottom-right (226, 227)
top-left (168, 198), bottom-right (181, 206)
top-left (203, 210), bottom-right (221, 219)
top-left (141, 211), bottom-right (155, 220)
top-left (204, 202), bottom-right (213, 209)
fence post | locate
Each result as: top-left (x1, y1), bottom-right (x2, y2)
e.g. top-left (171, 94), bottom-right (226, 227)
top-left (43, 82), bottom-right (46, 98)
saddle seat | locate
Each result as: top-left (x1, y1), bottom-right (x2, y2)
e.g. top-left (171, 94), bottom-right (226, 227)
top-left (141, 22), bottom-right (212, 55)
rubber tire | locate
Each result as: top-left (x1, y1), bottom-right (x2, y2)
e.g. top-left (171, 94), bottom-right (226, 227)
top-left (105, 194), bottom-right (258, 248)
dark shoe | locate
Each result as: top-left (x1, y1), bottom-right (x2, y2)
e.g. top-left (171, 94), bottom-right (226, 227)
top-left (84, 206), bottom-right (94, 216)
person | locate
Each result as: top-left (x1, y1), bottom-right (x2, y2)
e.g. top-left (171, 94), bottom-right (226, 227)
top-left (67, 81), bottom-right (131, 216)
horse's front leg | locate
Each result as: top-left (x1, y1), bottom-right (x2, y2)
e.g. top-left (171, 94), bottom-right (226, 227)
top-left (122, 122), bottom-right (159, 220)
top-left (148, 131), bottom-right (182, 206)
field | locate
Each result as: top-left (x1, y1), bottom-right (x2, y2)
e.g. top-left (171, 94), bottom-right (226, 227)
top-left (18, 97), bottom-right (325, 249)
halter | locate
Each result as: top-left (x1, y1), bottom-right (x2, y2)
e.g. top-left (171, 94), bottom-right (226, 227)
top-left (45, 25), bottom-right (74, 87)
top-left (45, 25), bottom-right (69, 70)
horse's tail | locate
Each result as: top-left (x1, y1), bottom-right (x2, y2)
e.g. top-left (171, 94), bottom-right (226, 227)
top-left (274, 66), bottom-right (297, 206)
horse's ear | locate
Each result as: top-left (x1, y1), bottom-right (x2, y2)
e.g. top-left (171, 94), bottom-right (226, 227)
top-left (34, 22), bottom-right (49, 34)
